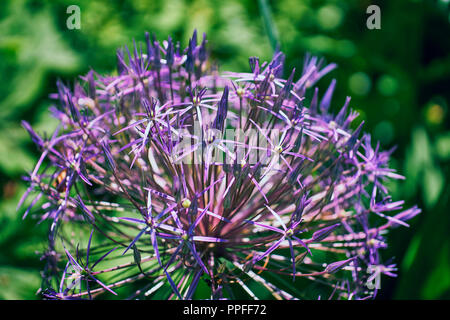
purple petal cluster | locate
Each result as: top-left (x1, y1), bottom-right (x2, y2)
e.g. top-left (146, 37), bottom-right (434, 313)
top-left (20, 31), bottom-right (420, 300)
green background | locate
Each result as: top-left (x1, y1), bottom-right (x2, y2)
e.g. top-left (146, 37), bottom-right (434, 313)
top-left (0, 0), bottom-right (449, 299)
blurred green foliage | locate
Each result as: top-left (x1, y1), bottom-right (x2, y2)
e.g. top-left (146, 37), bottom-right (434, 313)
top-left (0, 0), bottom-right (449, 299)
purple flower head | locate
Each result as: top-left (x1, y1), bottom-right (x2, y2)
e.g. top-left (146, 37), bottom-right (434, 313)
top-left (20, 31), bottom-right (419, 300)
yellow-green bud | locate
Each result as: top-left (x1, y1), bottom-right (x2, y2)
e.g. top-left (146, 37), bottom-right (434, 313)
top-left (182, 198), bottom-right (191, 209)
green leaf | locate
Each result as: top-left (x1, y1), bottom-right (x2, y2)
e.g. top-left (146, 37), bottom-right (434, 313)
top-left (132, 244), bottom-right (141, 265)
top-left (422, 242), bottom-right (450, 299)
top-left (0, 127), bottom-right (35, 175)
top-left (258, 0), bottom-right (280, 52)
top-left (435, 132), bottom-right (450, 160)
top-left (395, 186), bottom-right (450, 299)
top-left (0, 267), bottom-right (41, 300)
top-left (423, 166), bottom-right (444, 208)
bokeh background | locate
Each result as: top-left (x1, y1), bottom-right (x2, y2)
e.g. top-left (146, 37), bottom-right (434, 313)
top-left (0, 0), bottom-right (449, 299)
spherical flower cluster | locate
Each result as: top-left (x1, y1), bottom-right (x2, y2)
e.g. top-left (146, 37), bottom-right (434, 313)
top-left (20, 31), bottom-right (420, 300)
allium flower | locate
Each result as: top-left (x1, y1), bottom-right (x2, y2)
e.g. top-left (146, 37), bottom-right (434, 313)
top-left (20, 31), bottom-right (420, 300)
